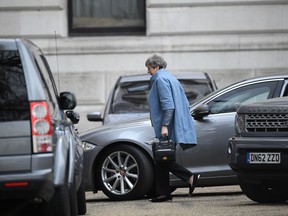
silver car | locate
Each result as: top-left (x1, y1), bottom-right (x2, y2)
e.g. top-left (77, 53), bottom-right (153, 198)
top-left (0, 39), bottom-right (86, 215)
top-left (87, 72), bottom-right (217, 124)
top-left (81, 75), bottom-right (288, 200)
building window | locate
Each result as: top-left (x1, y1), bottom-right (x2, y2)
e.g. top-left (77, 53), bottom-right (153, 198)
top-left (68, 0), bottom-right (146, 36)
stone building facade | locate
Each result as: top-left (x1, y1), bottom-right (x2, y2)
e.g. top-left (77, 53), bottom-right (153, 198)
top-left (1, 0), bottom-right (288, 132)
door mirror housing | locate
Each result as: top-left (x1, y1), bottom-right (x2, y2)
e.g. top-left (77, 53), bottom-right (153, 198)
top-left (59, 92), bottom-right (77, 110)
top-left (87, 112), bottom-right (103, 122)
top-left (192, 104), bottom-right (210, 120)
top-left (66, 110), bottom-right (80, 124)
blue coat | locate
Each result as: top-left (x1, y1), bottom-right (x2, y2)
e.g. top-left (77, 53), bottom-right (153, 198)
top-left (148, 69), bottom-right (197, 145)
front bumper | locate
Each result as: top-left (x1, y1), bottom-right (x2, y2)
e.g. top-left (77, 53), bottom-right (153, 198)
top-left (82, 142), bottom-right (104, 191)
top-left (228, 136), bottom-right (288, 180)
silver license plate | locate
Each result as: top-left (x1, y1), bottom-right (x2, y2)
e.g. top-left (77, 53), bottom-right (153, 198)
top-left (247, 152), bottom-right (281, 164)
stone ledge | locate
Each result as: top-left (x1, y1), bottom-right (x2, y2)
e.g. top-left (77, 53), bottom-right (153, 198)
top-left (148, 0), bottom-right (288, 7)
top-left (0, 0), bottom-right (64, 10)
top-left (33, 33), bottom-right (288, 55)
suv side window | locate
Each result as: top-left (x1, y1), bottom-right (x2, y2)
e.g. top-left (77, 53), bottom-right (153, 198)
top-left (32, 51), bottom-right (60, 115)
top-left (0, 50), bottom-right (30, 121)
top-left (208, 81), bottom-right (278, 114)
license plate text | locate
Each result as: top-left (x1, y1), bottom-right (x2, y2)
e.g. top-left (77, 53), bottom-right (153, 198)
top-left (247, 152), bottom-right (281, 164)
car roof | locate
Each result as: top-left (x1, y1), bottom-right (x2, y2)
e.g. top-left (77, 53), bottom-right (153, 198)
top-left (0, 38), bottom-right (40, 52)
top-left (0, 38), bottom-right (18, 50)
top-left (118, 72), bottom-right (210, 83)
top-left (191, 74), bottom-right (288, 105)
top-left (231, 74), bottom-right (288, 87)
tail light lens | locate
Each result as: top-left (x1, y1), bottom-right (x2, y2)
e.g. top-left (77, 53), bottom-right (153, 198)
top-left (4, 182), bottom-right (29, 187)
top-left (30, 102), bottom-right (52, 153)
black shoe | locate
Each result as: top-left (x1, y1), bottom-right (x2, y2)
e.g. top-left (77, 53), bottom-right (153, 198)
top-left (149, 195), bottom-right (172, 202)
top-left (188, 174), bottom-right (200, 197)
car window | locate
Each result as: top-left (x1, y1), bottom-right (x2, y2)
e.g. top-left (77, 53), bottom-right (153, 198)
top-left (208, 81), bottom-right (278, 114)
top-left (180, 80), bottom-right (213, 103)
top-left (281, 80), bottom-right (288, 96)
top-left (111, 79), bottom-right (213, 114)
top-left (32, 52), bottom-right (60, 116)
top-left (112, 81), bottom-right (150, 114)
top-left (0, 50), bottom-right (30, 121)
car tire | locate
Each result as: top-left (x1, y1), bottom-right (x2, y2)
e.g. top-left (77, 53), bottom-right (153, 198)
top-left (69, 177), bottom-right (78, 216)
top-left (77, 179), bottom-right (87, 215)
top-left (42, 183), bottom-right (71, 216)
top-left (96, 144), bottom-right (154, 200)
top-left (239, 177), bottom-right (288, 203)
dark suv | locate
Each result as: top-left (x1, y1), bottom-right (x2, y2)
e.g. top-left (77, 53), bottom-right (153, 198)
top-left (87, 72), bottom-right (217, 124)
top-left (0, 39), bottom-right (86, 215)
top-left (229, 97), bottom-right (288, 203)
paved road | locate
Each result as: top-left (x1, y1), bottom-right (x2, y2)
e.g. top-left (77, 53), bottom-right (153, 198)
top-left (85, 186), bottom-right (288, 216)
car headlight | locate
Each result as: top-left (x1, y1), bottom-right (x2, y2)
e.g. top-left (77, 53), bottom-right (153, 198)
top-left (82, 141), bottom-right (95, 151)
top-left (235, 114), bottom-right (246, 134)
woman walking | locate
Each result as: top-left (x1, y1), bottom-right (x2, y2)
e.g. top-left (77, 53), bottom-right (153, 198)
top-left (146, 53), bottom-right (199, 202)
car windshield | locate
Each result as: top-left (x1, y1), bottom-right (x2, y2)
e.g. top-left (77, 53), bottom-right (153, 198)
top-left (111, 79), bottom-right (213, 114)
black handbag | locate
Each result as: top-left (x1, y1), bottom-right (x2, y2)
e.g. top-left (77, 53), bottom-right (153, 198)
top-left (152, 138), bottom-right (176, 162)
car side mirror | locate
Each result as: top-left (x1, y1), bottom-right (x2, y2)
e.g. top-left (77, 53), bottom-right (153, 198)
top-left (59, 92), bottom-right (77, 110)
top-left (66, 110), bottom-right (80, 124)
top-left (87, 112), bottom-right (103, 122)
top-left (192, 104), bottom-right (210, 120)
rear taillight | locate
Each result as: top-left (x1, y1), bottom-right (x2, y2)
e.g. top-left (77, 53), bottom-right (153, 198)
top-left (4, 182), bottom-right (29, 187)
top-left (30, 102), bottom-right (52, 153)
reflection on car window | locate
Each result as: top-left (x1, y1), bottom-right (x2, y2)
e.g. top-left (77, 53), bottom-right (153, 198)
top-left (0, 51), bottom-right (29, 121)
top-left (180, 80), bottom-right (213, 104)
top-left (0, 51), bottom-right (30, 121)
top-left (281, 81), bottom-right (288, 97)
top-left (112, 81), bottom-right (150, 113)
top-left (111, 79), bottom-right (214, 114)
top-left (208, 81), bottom-right (278, 114)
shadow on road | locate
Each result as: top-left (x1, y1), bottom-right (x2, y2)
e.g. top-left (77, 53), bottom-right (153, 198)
top-left (86, 187), bottom-right (243, 203)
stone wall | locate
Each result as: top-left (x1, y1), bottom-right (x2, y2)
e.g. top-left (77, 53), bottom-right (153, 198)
top-left (1, 0), bottom-right (288, 132)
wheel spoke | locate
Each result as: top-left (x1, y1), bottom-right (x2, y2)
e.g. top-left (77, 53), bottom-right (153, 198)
top-left (123, 154), bottom-right (131, 167)
top-left (126, 172), bottom-right (138, 179)
top-left (102, 150), bottom-right (141, 196)
top-left (104, 173), bottom-right (118, 183)
top-left (120, 177), bottom-right (126, 194)
top-left (108, 156), bottom-right (119, 169)
top-left (102, 167), bottom-right (116, 173)
top-left (111, 177), bottom-right (120, 191)
top-left (117, 152), bottom-right (123, 167)
top-left (124, 176), bottom-right (134, 189)
top-left (126, 163), bottom-right (137, 172)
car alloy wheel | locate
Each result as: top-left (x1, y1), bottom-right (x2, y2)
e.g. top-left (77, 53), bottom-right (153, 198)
top-left (96, 144), bottom-right (154, 200)
top-left (101, 150), bottom-right (139, 195)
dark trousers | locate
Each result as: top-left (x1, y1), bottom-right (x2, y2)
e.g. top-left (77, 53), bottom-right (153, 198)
top-left (154, 161), bottom-right (192, 196)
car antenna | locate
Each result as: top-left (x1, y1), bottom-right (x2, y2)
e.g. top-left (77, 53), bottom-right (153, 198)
top-left (54, 30), bottom-right (61, 94)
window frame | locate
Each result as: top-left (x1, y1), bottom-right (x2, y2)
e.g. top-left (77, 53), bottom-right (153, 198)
top-left (207, 81), bottom-right (278, 115)
top-left (68, 0), bottom-right (146, 36)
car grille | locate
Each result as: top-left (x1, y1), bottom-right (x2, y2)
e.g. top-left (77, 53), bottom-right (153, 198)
top-left (246, 114), bottom-right (288, 132)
